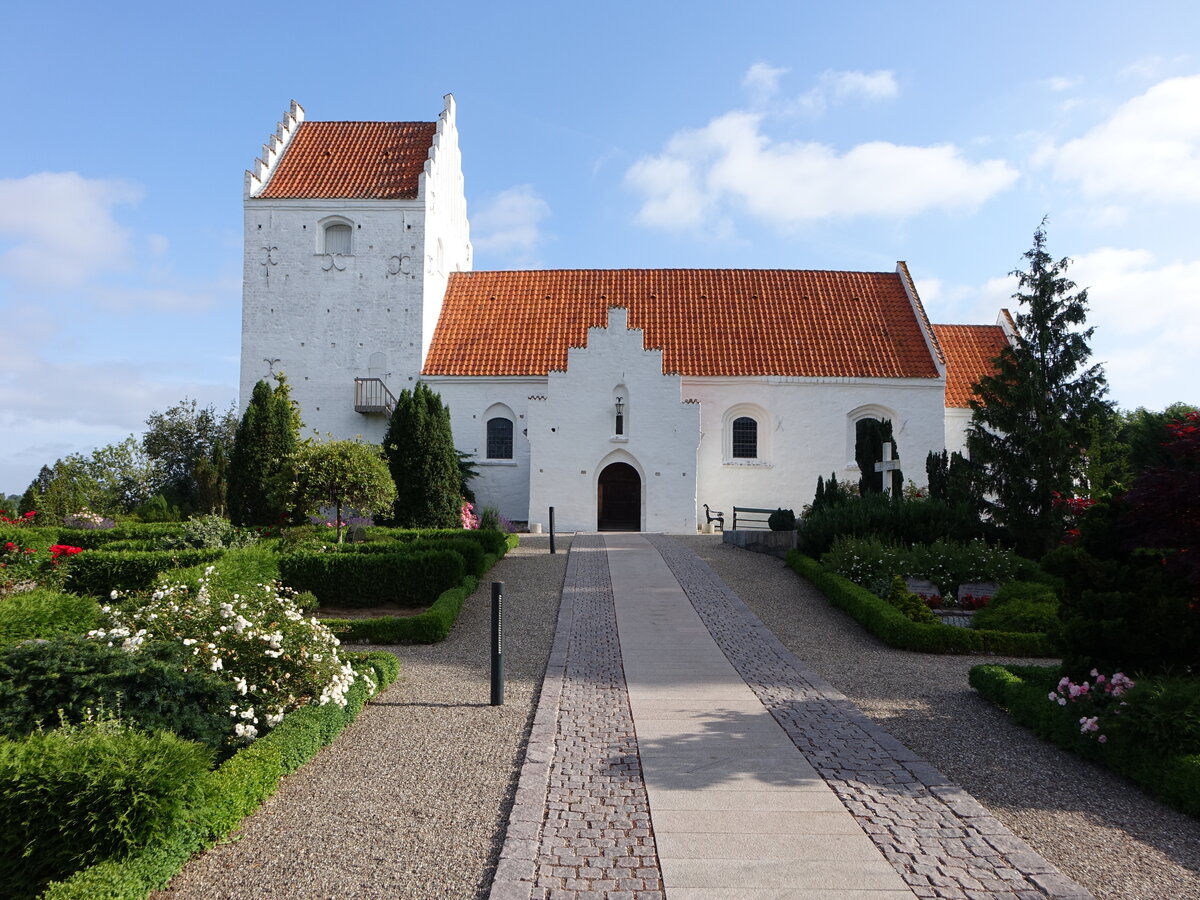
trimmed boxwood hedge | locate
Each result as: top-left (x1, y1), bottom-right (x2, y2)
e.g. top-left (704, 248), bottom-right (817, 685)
top-left (787, 551), bottom-right (1056, 656)
top-left (55, 524), bottom-right (186, 550)
top-left (64, 549), bottom-right (225, 598)
top-left (279, 548), bottom-right (464, 607)
top-left (323, 576), bottom-right (478, 644)
top-left (970, 663), bottom-right (1200, 818)
top-left (368, 527), bottom-right (509, 557)
top-left (36, 651), bottom-right (399, 900)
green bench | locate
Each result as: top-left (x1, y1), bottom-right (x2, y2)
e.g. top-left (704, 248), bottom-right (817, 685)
top-left (732, 506), bottom-right (774, 530)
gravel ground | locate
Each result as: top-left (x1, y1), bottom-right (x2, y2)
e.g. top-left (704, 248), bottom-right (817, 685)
top-left (156, 535), bottom-right (570, 900)
top-left (668, 534), bottom-right (1200, 900)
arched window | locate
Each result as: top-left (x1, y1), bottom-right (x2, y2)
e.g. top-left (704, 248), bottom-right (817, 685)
top-left (324, 222), bottom-right (352, 256)
top-left (486, 417), bottom-right (513, 459)
top-left (731, 416), bottom-right (758, 458)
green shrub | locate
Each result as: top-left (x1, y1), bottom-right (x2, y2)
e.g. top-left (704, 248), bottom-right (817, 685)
top-left (279, 548), bottom-right (464, 607)
top-left (368, 526), bottom-right (509, 557)
top-left (882, 575), bottom-right (938, 624)
top-left (768, 508), bottom-right (796, 532)
top-left (161, 514), bottom-right (260, 550)
top-left (788, 552), bottom-right (1055, 656)
top-left (55, 524), bottom-right (185, 550)
top-left (0, 589), bottom-right (101, 646)
top-left (64, 548), bottom-right (224, 597)
top-left (0, 637), bottom-right (237, 753)
top-left (0, 718), bottom-right (213, 898)
top-left (972, 581), bottom-right (1059, 635)
top-left (971, 664), bottom-right (1200, 818)
top-left (34, 652), bottom-right (399, 900)
top-left (799, 493), bottom-right (989, 557)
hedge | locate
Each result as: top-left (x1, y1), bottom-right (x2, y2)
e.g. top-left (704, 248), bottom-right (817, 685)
top-left (55, 524), bottom-right (186, 550)
top-left (368, 527), bottom-right (510, 557)
top-left (321, 533), bottom-right (517, 644)
top-left (64, 549), bottom-right (226, 598)
top-left (279, 548), bottom-right (464, 607)
top-left (37, 651), bottom-right (399, 900)
top-left (324, 576), bottom-right (478, 644)
top-left (787, 551), bottom-right (1056, 656)
top-left (970, 664), bottom-right (1200, 819)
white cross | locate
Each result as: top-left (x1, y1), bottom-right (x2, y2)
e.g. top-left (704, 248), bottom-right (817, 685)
top-left (874, 442), bottom-right (901, 495)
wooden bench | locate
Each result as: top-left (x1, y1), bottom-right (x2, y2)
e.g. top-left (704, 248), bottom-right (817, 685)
top-left (732, 506), bottom-right (775, 530)
top-left (703, 503), bottom-right (725, 530)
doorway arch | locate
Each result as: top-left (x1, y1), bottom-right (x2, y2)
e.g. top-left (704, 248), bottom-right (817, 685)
top-left (597, 462), bottom-right (641, 531)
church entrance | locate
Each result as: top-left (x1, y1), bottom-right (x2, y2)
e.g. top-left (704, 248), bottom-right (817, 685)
top-left (597, 463), bottom-right (641, 531)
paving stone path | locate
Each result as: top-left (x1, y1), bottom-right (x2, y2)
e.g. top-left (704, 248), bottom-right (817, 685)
top-left (492, 534), bottom-right (1093, 900)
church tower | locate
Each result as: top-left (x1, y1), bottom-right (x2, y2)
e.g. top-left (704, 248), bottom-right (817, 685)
top-left (240, 95), bottom-right (471, 440)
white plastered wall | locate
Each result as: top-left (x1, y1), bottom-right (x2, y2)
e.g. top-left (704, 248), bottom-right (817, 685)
top-left (686, 376), bottom-right (947, 519)
top-left (526, 308), bottom-right (700, 533)
top-left (240, 95), bottom-right (470, 443)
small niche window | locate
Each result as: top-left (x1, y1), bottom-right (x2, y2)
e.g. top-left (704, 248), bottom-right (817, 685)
top-left (486, 417), bottom-right (513, 459)
top-left (324, 223), bottom-right (352, 256)
top-left (731, 416), bottom-right (758, 459)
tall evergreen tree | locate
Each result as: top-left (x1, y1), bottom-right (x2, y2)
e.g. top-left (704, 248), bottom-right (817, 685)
top-left (855, 418), bottom-right (900, 495)
top-left (967, 222), bottom-right (1112, 557)
top-left (383, 383), bottom-right (461, 528)
top-left (227, 377), bottom-right (301, 526)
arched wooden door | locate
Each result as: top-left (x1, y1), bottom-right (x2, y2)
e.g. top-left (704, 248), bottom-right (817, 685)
top-left (597, 462), bottom-right (641, 531)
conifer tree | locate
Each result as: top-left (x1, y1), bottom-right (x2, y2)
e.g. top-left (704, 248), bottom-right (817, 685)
top-left (227, 376), bottom-right (301, 526)
top-left (383, 383), bottom-right (461, 528)
top-left (967, 222), bottom-right (1111, 557)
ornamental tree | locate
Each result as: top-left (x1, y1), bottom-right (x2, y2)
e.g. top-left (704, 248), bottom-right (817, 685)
top-left (227, 376), bottom-right (302, 526)
top-left (966, 222), bottom-right (1112, 558)
top-left (288, 439), bottom-right (397, 543)
top-left (382, 383), bottom-right (461, 528)
top-left (142, 399), bottom-right (238, 514)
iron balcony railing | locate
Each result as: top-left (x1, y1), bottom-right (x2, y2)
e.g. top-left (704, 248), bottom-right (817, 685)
top-left (354, 377), bottom-right (396, 416)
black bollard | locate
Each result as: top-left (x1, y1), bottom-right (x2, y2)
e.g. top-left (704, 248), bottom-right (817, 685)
top-left (490, 581), bottom-right (504, 706)
top-left (549, 506), bottom-right (556, 554)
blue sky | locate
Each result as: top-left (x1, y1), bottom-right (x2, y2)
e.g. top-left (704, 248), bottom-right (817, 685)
top-left (3, 1), bottom-right (1199, 494)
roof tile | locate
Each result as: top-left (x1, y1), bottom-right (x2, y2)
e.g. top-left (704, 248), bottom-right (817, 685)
top-left (931, 324), bottom-right (1010, 407)
top-left (423, 269), bottom-right (942, 379)
top-left (258, 121), bottom-right (437, 199)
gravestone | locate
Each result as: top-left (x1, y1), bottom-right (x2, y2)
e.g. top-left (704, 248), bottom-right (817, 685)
top-left (346, 524), bottom-right (367, 543)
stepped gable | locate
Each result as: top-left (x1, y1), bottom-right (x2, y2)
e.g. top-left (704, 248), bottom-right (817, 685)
top-left (931, 323), bottom-right (1011, 407)
top-left (423, 268), bottom-right (942, 379)
top-left (257, 120), bottom-right (438, 200)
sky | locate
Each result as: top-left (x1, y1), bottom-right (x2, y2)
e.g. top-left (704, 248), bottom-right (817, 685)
top-left (3, 1), bottom-right (1199, 495)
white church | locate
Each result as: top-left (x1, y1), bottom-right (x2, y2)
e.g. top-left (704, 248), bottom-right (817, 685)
top-left (240, 96), bottom-right (1011, 533)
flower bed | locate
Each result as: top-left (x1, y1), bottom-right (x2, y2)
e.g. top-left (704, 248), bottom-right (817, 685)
top-left (970, 663), bottom-right (1200, 819)
top-left (787, 551), bottom-right (1056, 656)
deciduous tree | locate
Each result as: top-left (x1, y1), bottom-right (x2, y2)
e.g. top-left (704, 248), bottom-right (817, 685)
top-left (288, 439), bottom-right (397, 543)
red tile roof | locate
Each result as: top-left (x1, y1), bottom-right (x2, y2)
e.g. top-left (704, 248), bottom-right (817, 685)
top-left (423, 269), bottom-right (942, 379)
top-left (258, 121), bottom-right (437, 199)
top-left (932, 324), bottom-right (1010, 407)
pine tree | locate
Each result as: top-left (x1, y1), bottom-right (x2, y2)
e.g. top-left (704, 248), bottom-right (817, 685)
top-left (967, 221), bottom-right (1111, 557)
top-left (383, 383), bottom-right (461, 528)
top-left (227, 377), bottom-right (301, 526)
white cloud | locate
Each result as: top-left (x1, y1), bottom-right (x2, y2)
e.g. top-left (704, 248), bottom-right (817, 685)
top-left (743, 62), bottom-right (788, 104)
top-left (795, 69), bottom-right (899, 114)
top-left (1040, 74), bottom-right (1200, 204)
top-left (1045, 75), bottom-right (1082, 92)
top-left (471, 185), bottom-right (551, 266)
top-left (0, 172), bottom-right (142, 288)
top-left (627, 111), bottom-right (1018, 230)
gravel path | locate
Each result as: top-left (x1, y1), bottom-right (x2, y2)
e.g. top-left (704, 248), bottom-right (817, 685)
top-left (668, 534), bottom-right (1200, 900)
top-left (157, 535), bottom-right (570, 900)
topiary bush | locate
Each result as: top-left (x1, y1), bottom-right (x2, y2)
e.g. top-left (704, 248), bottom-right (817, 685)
top-left (768, 508), bottom-right (796, 532)
top-left (0, 718), bottom-right (213, 898)
top-left (0, 636), bottom-right (237, 753)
